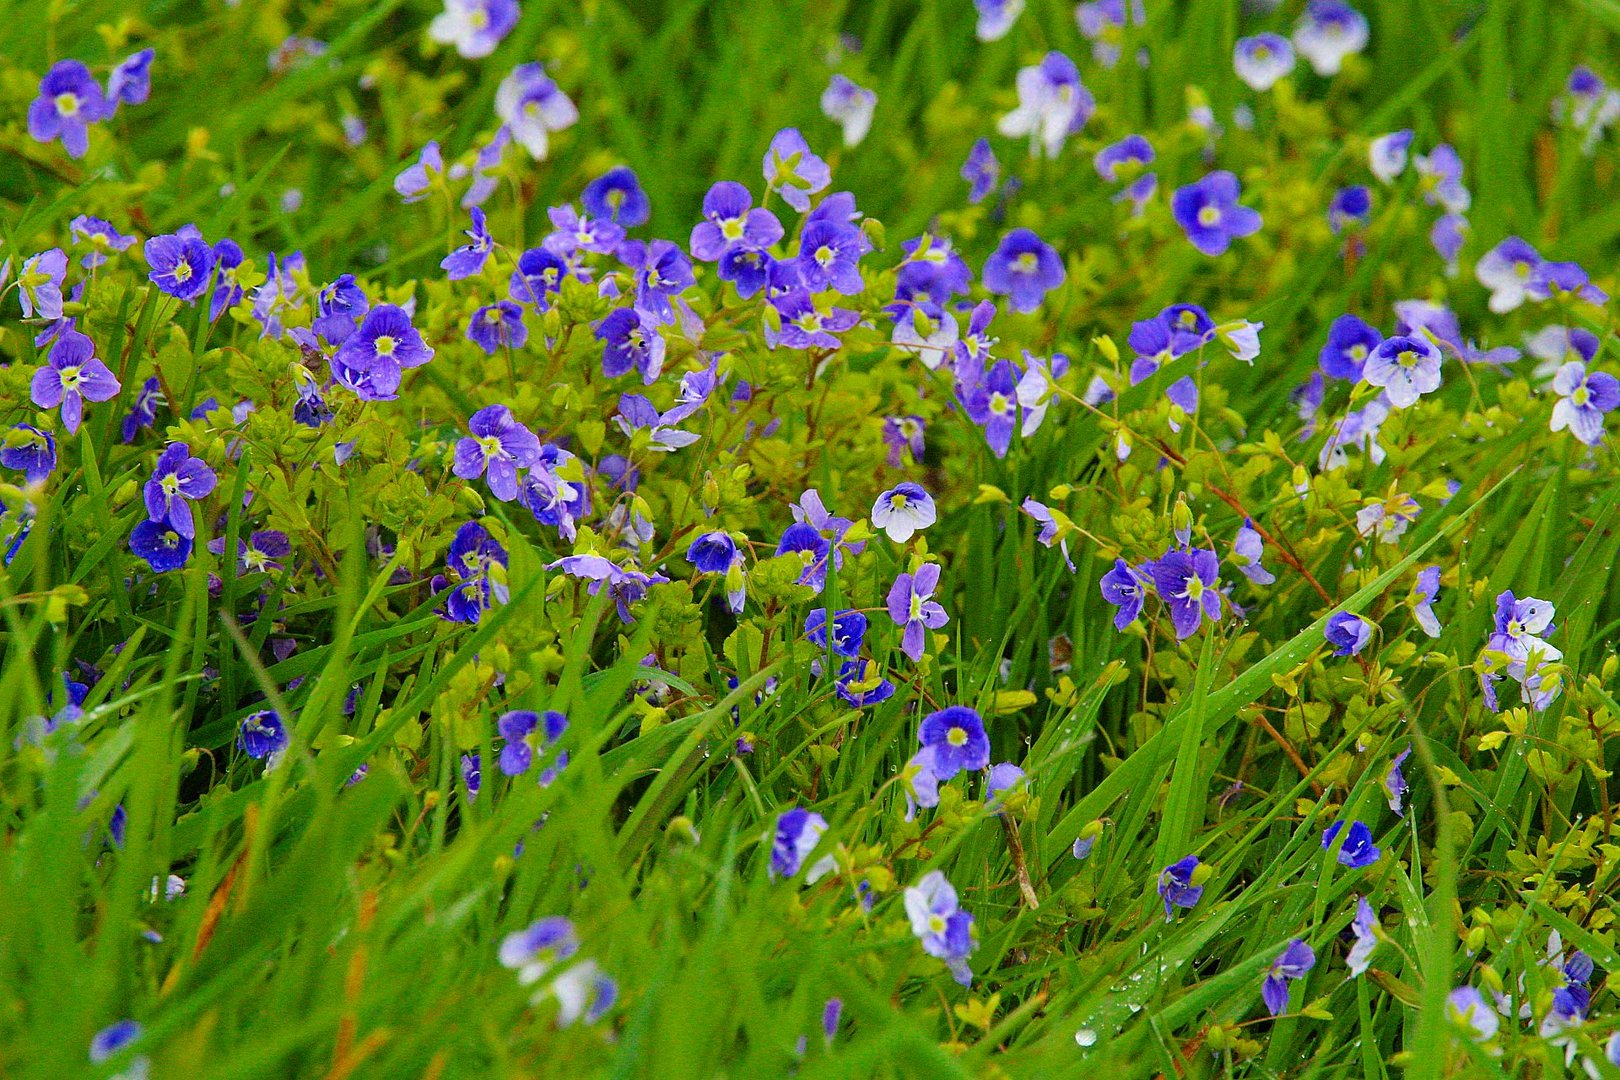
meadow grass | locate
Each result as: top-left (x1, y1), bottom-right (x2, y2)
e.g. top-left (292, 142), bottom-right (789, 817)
top-left (3, 1), bottom-right (1620, 1077)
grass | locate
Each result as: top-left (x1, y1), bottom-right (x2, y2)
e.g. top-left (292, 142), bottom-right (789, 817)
top-left (3, 0), bottom-right (1620, 1077)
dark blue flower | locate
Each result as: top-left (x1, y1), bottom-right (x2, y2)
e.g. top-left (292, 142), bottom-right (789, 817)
top-left (107, 48), bottom-right (155, 108)
top-left (239, 709), bottom-right (288, 760)
top-left (145, 231), bottom-right (216, 301)
top-left (582, 166), bottom-right (650, 227)
top-left (685, 531), bottom-right (738, 573)
top-left (917, 705), bottom-right (989, 779)
top-left (1, 424), bottom-right (57, 484)
top-left (1261, 939), bottom-right (1316, 1016)
top-left (1150, 547), bottom-right (1222, 639)
top-left (1324, 611), bottom-right (1374, 656)
top-left (1171, 172), bottom-right (1262, 256)
top-left (1319, 313), bottom-right (1382, 381)
top-left (594, 307), bottom-right (666, 383)
top-left (466, 301), bottom-right (528, 355)
top-left (129, 519), bottom-right (191, 572)
top-left (1158, 855), bottom-right (1204, 920)
top-left (1322, 820), bottom-right (1380, 868)
top-left (143, 442), bottom-right (217, 539)
top-left (442, 207), bottom-right (494, 280)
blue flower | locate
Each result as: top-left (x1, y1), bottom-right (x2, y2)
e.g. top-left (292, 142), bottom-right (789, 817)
top-left (762, 128), bottom-right (831, 213)
top-left (1234, 33), bottom-right (1295, 92)
top-left (497, 709), bottom-right (567, 779)
top-left (767, 288), bottom-right (859, 350)
top-left (462, 753), bottom-right (482, 800)
top-left (2, 424), bottom-right (57, 484)
top-left (961, 138), bottom-right (1000, 204)
top-left (333, 304), bottom-right (434, 401)
top-left (1324, 612), bottom-right (1374, 657)
top-left (69, 215), bottom-right (136, 268)
top-left (17, 248), bottom-right (67, 319)
top-left (1328, 185), bottom-right (1371, 233)
top-left (207, 530), bottom-right (291, 575)
top-left (1293, 0), bottom-right (1368, 77)
top-left (1528, 260), bottom-right (1609, 306)
top-left (594, 307), bottom-right (666, 384)
top-left (144, 231), bottom-right (215, 301)
top-left (142, 442), bottom-right (216, 539)
top-left (582, 166), bottom-right (650, 227)
top-left (886, 564), bottom-right (949, 662)
top-left (1322, 820), bottom-right (1380, 868)
top-left (1550, 361), bottom-right (1620, 446)
top-left (89, 1019), bottom-right (143, 1064)
top-left (918, 706), bottom-right (989, 779)
top-left (1231, 520), bottom-right (1275, 585)
top-left (239, 709), bottom-right (288, 760)
top-left (619, 239), bottom-right (693, 325)
top-left (1445, 986), bottom-right (1499, 1043)
top-left (1346, 896), bottom-right (1379, 976)
top-left (982, 228), bottom-right (1064, 313)
top-left (499, 916), bottom-right (579, 978)
top-left (689, 181), bottom-right (783, 262)
top-left (1261, 939), bottom-right (1315, 1016)
top-left (509, 247), bottom-right (571, 311)
top-left (495, 63), bottom-right (578, 160)
top-left (1414, 143), bottom-right (1470, 213)
top-left (834, 658), bottom-right (895, 708)
top-left (821, 74), bottom-right (877, 147)
top-left (108, 49), bottom-right (155, 108)
top-left (685, 531), bottom-right (737, 573)
top-left (1363, 334), bottom-right (1442, 409)
top-left (129, 519), bottom-right (191, 573)
top-left (465, 301), bottom-right (527, 356)
top-left (27, 61), bottom-right (112, 158)
top-left (542, 203), bottom-right (623, 260)
top-left (442, 207), bottom-right (494, 280)
top-left (1158, 855), bottom-right (1204, 920)
top-left (974, 0), bottom-right (1024, 41)
top-left (1383, 748), bottom-right (1412, 816)
top-left (1410, 565), bottom-right (1443, 638)
top-left (870, 482), bottom-right (936, 544)
top-left (796, 218), bottom-right (866, 295)
top-left (1172, 172), bottom-right (1262, 256)
top-left (1150, 547), bottom-right (1222, 639)
top-left (428, 0), bottom-right (519, 59)
top-left (431, 521), bottom-right (510, 624)
top-left (770, 807), bottom-right (833, 881)
top-left (1319, 313), bottom-right (1382, 381)
top-left (997, 51), bottom-right (1092, 159)
top-left (905, 870), bottom-right (975, 985)
top-left (394, 142), bottom-right (443, 203)
top-left (453, 404), bottom-right (541, 502)
top-left (1100, 558), bottom-right (1148, 630)
top-left (805, 609), bottom-right (867, 659)
top-left (1368, 129), bottom-right (1413, 183)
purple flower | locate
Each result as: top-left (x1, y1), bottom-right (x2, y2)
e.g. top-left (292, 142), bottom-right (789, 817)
top-left (1363, 334), bottom-right (1443, 408)
top-left (1172, 172), bottom-right (1262, 256)
top-left (1328, 185), bottom-right (1371, 233)
top-left (1100, 558), bottom-right (1147, 630)
top-left (1322, 820), bottom-right (1380, 868)
top-left (997, 51), bottom-right (1092, 159)
top-left (796, 218), bottom-right (866, 295)
top-left (1158, 855), bottom-right (1204, 920)
top-left (31, 329), bottom-right (121, 435)
top-left (1369, 129), bottom-right (1413, 184)
top-left (207, 530), bottom-right (291, 575)
top-left (17, 249), bottom-right (68, 319)
top-left (982, 229), bottom-right (1064, 313)
top-left (1476, 236), bottom-right (1542, 314)
top-left (975, 0), bottom-right (1024, 41)
top-left (433, 521), bottom-right (510, 624)
top-left (333, 304), bottom-right (433, 400)
top-left (428, 0), bottom-right (520, 58)
top-left (1292, 0), bottom-right (1368, 77)
top-left (805, 608), bottom-right (867, 659)
top-left (1231, 520), bottom-right (1275, 585)
top-left (762, 128), bottom-right (831, 213)
top-left (129, 519), bottom-right (191, 573)
top-left (509, 247), bottom-right (570, 310)
top-left (107, 49), bottom-right (155, 108)
top-left (1383, 748), bottom-right (1412, 816)
top-left (69, 216), bottom-right (136, 269)
top-left (962, 138), bottom-right (1000, 204)
top-left (1094, 134), bottom-right (1154, 181)
top-left (821, 74), bottom-right (876, 147)
top-left (1324, 612), bottom-right (1374, 656)
top-left (594, 307), bottom-right (666, 383)
top-left (1234, 33), bottom-right (1296, 91)
top-left (1347, 897), bottom-right (1378, 976)
top-left (495, 63), bottom-right (578, 161)
top-left (690, 181), bottom-right (783, 261)
top-left (442, 207), bottom-right (494, 280)
top-left (870, 482), bottom-right (936, 543)
top-left (1319, 313), bottom-right (1382, 381)
top-left (1, 425), bottom-right (57, 484)
top-left (686, 531), bottom-right (737, 574)
top-left (887, 564), bottom-right (949, 662)
top-left (1262, 939), bottom-right (1316, 1016)
top-left (239, 709), bottom-right (288, 760)
top-left (582, 166), bottom-right (650, 227)
top-left (770, 807), bottom-right (832, 881)
top-left (904, 870), bottom-right (975, 986)
top-left (1415, 144), bottom-right (1470, 214)
top-left (145, 231), bottom-right (216, 302)
top-left (497, 709), bottom-right (567, 778)
top-left (835, 658), bottom-right (895, 708)
top-left (1150, 547), bottom-right (1222, 639)
top-left (395, 142), bottom-right (443, 203)
top-left (543, 204), bottom-right (623, 260)
top-left (961, 358), bottom-right (1021, 457)
top-left (1550, 361), bottom-right (1620, 445)
top-left (89, 1020), bottom-right (143, 1064)
top-left (143, 442), bottom-right (217, 539)
top-left (27, 61), bottom-right (111, 158)
top-left (882, 415), bottom-right (926, 466)
top-left (1411, 565), bottom-right (1442, 638)
top-left (767, 288), bottom-right (859, 350)
top-left (466, 301), bottom-right (527, 356)
top-left (453, 404), bottom-right (541, 502)
top-left (619, 239), bottom-right (693, 324)
top-left (918, 705), bottom-right (989, 779)
top-left (1527, 260), bottom-right (1609, 306)
top-left (1445, 987), bottom-right (1499, 1043)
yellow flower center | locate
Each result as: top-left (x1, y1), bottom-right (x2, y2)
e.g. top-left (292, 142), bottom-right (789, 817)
top-left (1197, 206), bottom-right (1221, 227)
top-left (374, 335), bottom-right (398, 357)
top-left (946, 728), bottom-right (968, 747)
top-left (55, 93), bottom-right (80, 117)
